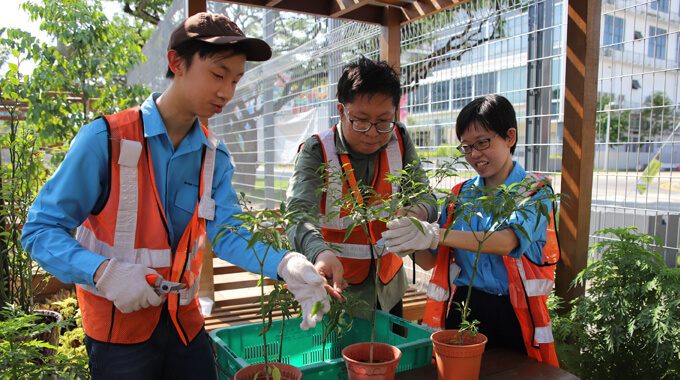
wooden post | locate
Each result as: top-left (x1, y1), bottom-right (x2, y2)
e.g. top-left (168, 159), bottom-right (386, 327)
top-left (188, 0), bottom-right (207, 15)
top-left (556, 0), bottom-right (601, 308)
top-left (380, 7), bottom-right (401, 76)
top-left (188, 0), bottom-right (212, 304)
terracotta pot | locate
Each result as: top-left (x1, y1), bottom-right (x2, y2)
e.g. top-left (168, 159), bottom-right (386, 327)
top-left (233, 362), bottom-right (302, 380)
top-left (342, 342), bottom-right (402, 380)
top-left (431, 330), bottom-right (487, 380)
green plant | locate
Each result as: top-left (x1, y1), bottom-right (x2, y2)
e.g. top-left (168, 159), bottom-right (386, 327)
top-left (565, 227), bottom-right (680, 379)
top-left (444, 176), bottom-right (557, 343)
top-left (217, 194), bottom-right (304, 380)
top-left (319, 293), bottom-right (368, 361)
top-left (259, 279), bottom-right (300, 364)
top-left (0, 306), bottom-right (90, 379)
top-left (0, 29), bottom-right (49, 313)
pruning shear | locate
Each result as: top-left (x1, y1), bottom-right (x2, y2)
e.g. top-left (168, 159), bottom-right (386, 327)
top-left (145, 274), bottom-right (186, 294)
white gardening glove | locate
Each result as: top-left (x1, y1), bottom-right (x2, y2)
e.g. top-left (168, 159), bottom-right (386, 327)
top-left (95, 258), bottom-right (163, 313)
top-left (278, 252), bottom-right (330, 331)
top-left (381, 217), bottom-right (440, 254)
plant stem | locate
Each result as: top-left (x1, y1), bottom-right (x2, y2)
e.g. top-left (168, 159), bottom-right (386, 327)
top-left (460, 233), bottom-right (488, 342)
top-left (278, 317), bottom-right (285, 363)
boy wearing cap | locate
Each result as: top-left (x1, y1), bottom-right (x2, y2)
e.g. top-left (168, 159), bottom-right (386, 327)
top-left (22, 12), bottom-right (334, 379)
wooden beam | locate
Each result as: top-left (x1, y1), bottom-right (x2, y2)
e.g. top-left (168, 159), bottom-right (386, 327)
top-left (188, 0), bottom-right (207, 15)
top-left (330, 0), bottom-right (367, 17)
top-left (343, 4), bottom-right (391, 25)
top-left (399, 0), bottom-right (468, 25)
top-left (556, 0), bottom-right (601, 308)
top-left (211, 0), bottom-right (390, 24)
top-left (380, 6), bottom-right (401, 72)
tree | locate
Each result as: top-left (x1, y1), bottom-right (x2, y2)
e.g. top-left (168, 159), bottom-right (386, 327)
top-left (596, 94), bottom-right (629, 143)
top-left (640, 91), bottom-right (676, 140)
top-left (0, 0), bottom-right (150, 312)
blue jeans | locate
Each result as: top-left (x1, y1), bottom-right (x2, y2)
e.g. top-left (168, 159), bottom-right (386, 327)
top-left (84, 307), bottom-right (217, 380)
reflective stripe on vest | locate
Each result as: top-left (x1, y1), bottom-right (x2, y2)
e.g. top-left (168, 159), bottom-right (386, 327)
top-left (114, 139), bottom-right (142, 249)
top-left (198, 129), bottom-right (218, 221)
top-left (516, 258), bottom-right (554, 297)
top-left (426, 282), bottom-right (449, 302)
top-left (535, 323), bottom-right (555, 344)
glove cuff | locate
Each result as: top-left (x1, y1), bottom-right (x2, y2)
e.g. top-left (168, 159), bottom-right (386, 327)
top-left (428, 223), bottom-right (440, 250)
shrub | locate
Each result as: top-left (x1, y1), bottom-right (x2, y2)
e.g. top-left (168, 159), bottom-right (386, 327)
top-left (567, 227), bottom-right (680, 379)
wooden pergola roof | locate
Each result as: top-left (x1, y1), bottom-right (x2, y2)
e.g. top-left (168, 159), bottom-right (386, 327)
top-left (197, 0), bottom-right (468, 26)
top-left (190, 0), bottom-right (602, 310)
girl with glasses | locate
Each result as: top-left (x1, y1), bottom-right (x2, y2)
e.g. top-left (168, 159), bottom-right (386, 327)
top-left (382, 95), bottom-right (560, 367)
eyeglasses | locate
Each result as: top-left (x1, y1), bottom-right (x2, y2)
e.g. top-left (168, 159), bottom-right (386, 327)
top-left (342, 106), bottom-right (397, 134)
top-left (456, 135), bottom-right (497, 155)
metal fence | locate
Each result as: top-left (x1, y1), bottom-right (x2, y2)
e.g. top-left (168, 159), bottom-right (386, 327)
top-left (129, 0), bottom-right (679, 269)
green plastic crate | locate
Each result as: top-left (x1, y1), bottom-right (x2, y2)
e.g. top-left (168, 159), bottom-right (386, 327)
top-left (209, 310), bottom-right (433, 380)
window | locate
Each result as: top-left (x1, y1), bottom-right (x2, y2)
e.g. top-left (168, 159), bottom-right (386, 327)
top-left (647, 26), bottom-right (667, 59)
top-left (603, 15), bottom-right (624, 50)
top-left (475, 72), bottom-right (497, 96)
top-left (650, 0), bottom-right (669, 12)
top-left (431, 81), bottom-right (450, 111)
top-left (409, 84), bottom-right (429, 113)
top-left (500, 67), bottom-right (528, 105)
top-left (452, 77), bottom-right (472, 109)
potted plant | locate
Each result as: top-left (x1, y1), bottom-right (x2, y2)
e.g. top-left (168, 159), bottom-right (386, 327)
top-left (320, 160), bottom-right (455, 379)
top-left (220, 194), bottom-right (303, 380)
top-left (430, 175), bottom-right (556, 380)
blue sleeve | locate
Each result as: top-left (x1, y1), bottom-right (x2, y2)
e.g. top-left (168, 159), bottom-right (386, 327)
top-left (207, 145), bottom-right (286, 279)
top-left (505, 187), bottom-right (553, 261)
top-left (21, 119), bottom-right (110, 286)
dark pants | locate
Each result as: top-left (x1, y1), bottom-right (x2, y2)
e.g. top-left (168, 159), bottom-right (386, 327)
top-left (84, 308), bottom-right (217, 380)
top-left (445, 286), bottom-right (527, 355)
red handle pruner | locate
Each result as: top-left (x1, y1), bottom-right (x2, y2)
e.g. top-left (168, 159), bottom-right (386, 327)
top-left (145, 274), bottom-right (185, 294)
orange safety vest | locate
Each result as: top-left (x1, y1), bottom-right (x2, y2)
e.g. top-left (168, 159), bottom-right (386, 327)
top-left (316, 126), bottom-right (404, 285)
top-left (75, 107), bottom-right (217, 345)
top-left (422, 174), bottom-right (560, 367)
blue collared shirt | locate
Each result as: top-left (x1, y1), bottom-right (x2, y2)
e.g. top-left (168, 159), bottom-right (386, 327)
top-left (437, 162), bottom-right (552, 295)
top-left (21, 94), bottom-right (285, 286)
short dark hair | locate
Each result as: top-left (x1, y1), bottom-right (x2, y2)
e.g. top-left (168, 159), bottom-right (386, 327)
top-left (336, 57), bottom-right (401, 107)
top-left (456, 94), bottom-right (518, 154)
top-left (166, 40), bottom-right (247, 78)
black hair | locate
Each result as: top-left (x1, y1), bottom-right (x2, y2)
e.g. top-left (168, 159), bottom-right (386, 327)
top-left (166, 40), bottom-right (247, 78)
top-left (336, 56), bottom-right (401, 107)
top-left (455, 94), bottom-right (518, 154)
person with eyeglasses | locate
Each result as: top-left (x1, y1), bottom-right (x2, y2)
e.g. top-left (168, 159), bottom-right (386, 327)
top-left (285, 57), bottom-right (437, 319)
top-left (381, 95), bottom-right (560, 366)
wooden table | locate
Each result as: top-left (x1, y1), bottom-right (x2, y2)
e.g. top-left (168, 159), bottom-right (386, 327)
top-left (396, 349), bottom-right (578, 380)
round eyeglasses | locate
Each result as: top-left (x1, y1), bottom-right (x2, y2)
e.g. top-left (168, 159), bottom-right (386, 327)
top-left (456, 135), bottom-right (497, 155)
top-left (342, 106), bottom-right (397, 134)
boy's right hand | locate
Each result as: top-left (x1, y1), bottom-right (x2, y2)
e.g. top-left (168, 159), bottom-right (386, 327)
top-left (95, 258), bottom-right (163, 313)
top-left (382, 217), bottom-right (440, 253)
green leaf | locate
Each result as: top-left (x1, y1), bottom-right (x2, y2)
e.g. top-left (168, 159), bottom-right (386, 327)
top-left (272, 365), bottom-right (281, 380)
